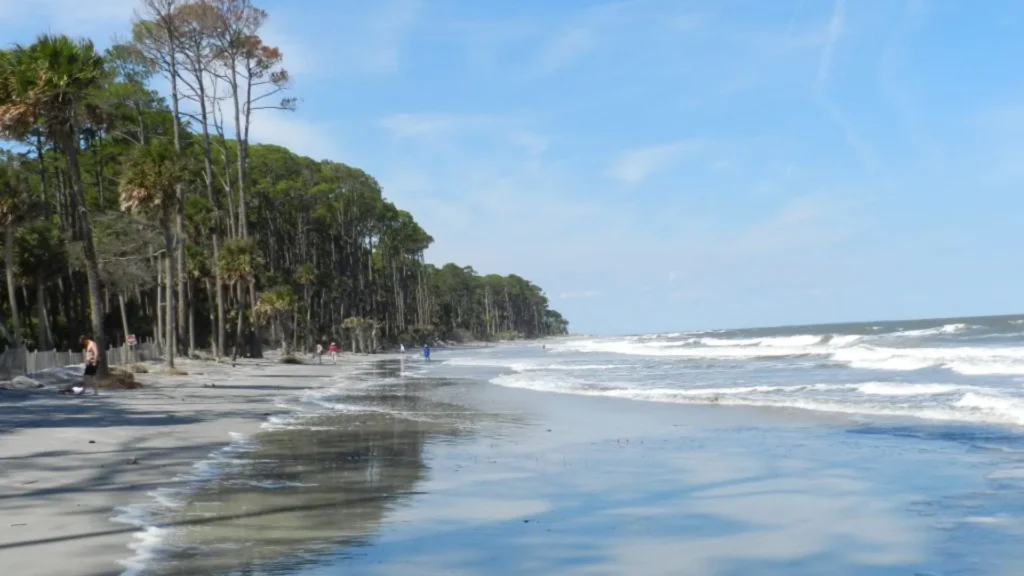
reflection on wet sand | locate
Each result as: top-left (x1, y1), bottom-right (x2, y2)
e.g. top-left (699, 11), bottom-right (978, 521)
top-left (146, 363), bottom-right (490, 576)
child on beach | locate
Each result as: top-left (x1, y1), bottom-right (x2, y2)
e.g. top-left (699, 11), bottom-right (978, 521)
top-left (315, 343), bottom-right (323, 364)
top-left (328, 342), bottom-right (338, 364)
top-left (422, 344), bottom-right (430, 361)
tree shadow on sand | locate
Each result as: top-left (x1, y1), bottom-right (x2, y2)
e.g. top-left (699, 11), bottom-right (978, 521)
top-left (125, 361), bottom-right (514, 576)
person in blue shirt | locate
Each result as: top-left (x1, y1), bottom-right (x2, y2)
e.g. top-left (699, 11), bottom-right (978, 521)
top-left (422, 344), bottom-right (431, 361)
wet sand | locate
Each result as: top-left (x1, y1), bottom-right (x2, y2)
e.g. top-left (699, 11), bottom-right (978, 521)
top-left (3, 357), bottom-right (1021, 575)
top-left (119, 359), bottom-right (1018, 576)
top-left (0, 355), bottom-right (386, 576)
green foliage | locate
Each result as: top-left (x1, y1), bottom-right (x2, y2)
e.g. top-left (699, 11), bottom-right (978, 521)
top-left (218, 238), bottom-right (258, 284)
top-left (0, 8), bottom-right (569, 357)
top-left (0, 35), bottom-right (107, 144)
top-left (119, 140), bottom-right (187, 223)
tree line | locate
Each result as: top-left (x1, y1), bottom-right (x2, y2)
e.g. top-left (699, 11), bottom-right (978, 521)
top-left (0, 0), bottom-right (568, 376)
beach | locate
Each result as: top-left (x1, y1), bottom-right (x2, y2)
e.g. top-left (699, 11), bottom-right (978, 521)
top-left (0, 355), bottom-right (376, 576)
top-left (3, 338), bottom-right (1024, 575)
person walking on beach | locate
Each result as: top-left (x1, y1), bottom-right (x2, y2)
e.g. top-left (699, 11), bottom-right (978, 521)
top-left (315, 343), bottom-right (323, 364)
top-left (328, 342), bottom-right (339, 364)
top-left (81, 335), bottom-right (99, 395)
top-left (422, 343), bottom-right (430, 361)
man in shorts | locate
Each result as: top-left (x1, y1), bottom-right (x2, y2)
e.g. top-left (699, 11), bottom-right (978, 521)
top-left (81, 335), bottom-right (99, 395)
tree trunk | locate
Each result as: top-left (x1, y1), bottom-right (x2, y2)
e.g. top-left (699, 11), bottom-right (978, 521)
top-left (155, 256), bottom-right (164, 349)
top-left (188, 279), bottom-right (195, 356)
top-left (5, 224), bottom-right (22, 347)
top-left (195, 85), bottom-right (225, 358)
top-left (118, 292), bottom-right (130, 363)
top-left (214, 238), bottom-right (225, 357)
top-left (232, 281), bottom-right (245, 361)
top-left (37, 277), bottom-right (50, 351)
top-left (163, 226), bottom-right (176, 369)
top-left (204, 278), bottom-right (216, 352)
top-left (167, 26), bottom-right (188, 362)
top-left (63, 135), bottom-right (108, 377)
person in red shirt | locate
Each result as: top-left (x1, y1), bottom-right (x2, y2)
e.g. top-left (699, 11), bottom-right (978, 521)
top-left (328, 342), bottom-right (338, 364)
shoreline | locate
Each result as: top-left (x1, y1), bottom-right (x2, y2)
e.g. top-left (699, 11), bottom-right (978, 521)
top-left (0, 353), bottom-right (399, 576)
top-left (2, 352), bottom-right (1022, 575)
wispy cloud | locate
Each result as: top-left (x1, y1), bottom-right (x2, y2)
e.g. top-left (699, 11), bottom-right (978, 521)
top-left (0, 0), bottom-right (135, 26)
top-left (812, 0), bottom-right (880, 174)
top-left (511, 131), bottom-right (549, 157)
top-left (729, 196), bottom-right (855, 256)
top-left (379, 114), bottom-right (457, 140)
top-left (607, 141), bottom-right (703, 186)
top-left (528, 1), bottom-right (631, 77)
top-left (533, 25), bottom-right (596, 76)
top-left (365, 0), bottom-right (421, 74)
top-left (559, 290), bottom-right (603, 299)
top-left (670, 291), bottom-right (702, 301)
top-left (814, 0), bottom-right (846, 91)
top-left (249, 113), bottom-right (344, 162)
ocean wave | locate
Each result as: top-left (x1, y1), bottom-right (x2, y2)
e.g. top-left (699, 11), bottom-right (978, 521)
top-left (614, 323), bottom-right (975, 352)
top-left (489, 373), bottom-right (1024, 426)
top-left (698, 334), bottom-right (826, 348)
top-left (882, 323), bottom-right (973, 339)
top-left (831, 345), bottom-right (1024, 375)
top-left (855, 382), bottom-right (964, 396)
top-left (551, 339), bottom-right (820, 359)
top-left (551, 335), bottom-right (1024, 376)
top-left (443, 357), bottom-right (630, 372)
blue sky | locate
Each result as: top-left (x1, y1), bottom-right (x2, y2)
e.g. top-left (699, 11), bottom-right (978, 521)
top-left (3, 0), bottom-right (1024, 335)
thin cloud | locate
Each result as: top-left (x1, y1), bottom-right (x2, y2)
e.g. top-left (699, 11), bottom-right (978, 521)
top-left (0, 0), bottom-right (135, 26)
top-left (532, 25), bottom-right (595, 76)
top-left (365, 0), bottom-right (421, 74)
top-left (528, 1), bottom-right (629, 77)
top-left (812, 0), bottom-right (879, 174)
top-left (607, 141), bottom-right (703, 186)
top-left (559, 290), bottom-right (603, 299)
top-left (671, 291), bottom-right (702, 300)
top-left (380, 114), bottom-right (457, 140)
top-left (729, 196), bottom-right (854, 256)
top-left (248, 113), bottom-right (344, 163)
top-left (815, 0), bottom-right (846, 91)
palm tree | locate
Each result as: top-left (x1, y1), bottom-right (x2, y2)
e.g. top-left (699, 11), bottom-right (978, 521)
top-left (119, 141), bottom-right (185, 368)
top-left (254, 285), bottom-right (295, 355)
top-left (218, 237), bottom-right (257, 360)
top-left (293, 262), bottom-right (315, 349)
top-left (0, 35), bottom-right (110, 375)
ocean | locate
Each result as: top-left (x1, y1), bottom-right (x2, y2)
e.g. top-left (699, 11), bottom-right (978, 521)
top-left (118, 314), bottom-right (1024, 575)
top-left (450, 314), bottom-right (1024, 428)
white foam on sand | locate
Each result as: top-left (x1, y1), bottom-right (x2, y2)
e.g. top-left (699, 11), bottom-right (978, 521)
top-left (113, 432), bottom-right (258, 576)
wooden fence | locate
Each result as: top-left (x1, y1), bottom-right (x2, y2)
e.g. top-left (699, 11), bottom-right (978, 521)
top-left (0, 339), bottom-right (164, 379)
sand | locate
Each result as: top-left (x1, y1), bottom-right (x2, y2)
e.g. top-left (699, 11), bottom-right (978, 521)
top-left (0, 354), bottom-right (379, 576)
top-left (0, 355), bottom-right (1009, 575)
